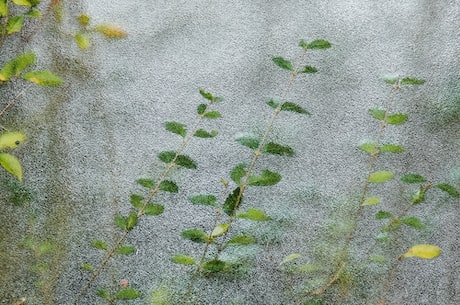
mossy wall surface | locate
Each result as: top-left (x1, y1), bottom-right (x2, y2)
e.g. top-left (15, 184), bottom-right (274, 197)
top-left (1, 1), bottom-right (458, 304)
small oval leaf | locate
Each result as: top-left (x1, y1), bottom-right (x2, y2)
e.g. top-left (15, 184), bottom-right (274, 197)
top-left (23, 70), bottom-right (63, 86)
top-left (181, 229), bottom-right (208, 243)
top-left (368, 170), bottom-right (394, 183)
top-left (159, 180), bottom-right (178, 193)
top-left (144, 203), bottom-right (164, 216)
top-left (387, 113), bottom-right (408, 125)
top-left (362, 196), bottom-right (381, 206)
top-left (115, 245), bottom-right (136, 255)
top-left (188, 194), bottom-right (217, 207)
top-left (272, 57), bottom-right (293, 71)
top-left (401, 173), bottom-right (427, 183)
top-left (211, 223), bottom-right (230, 237)
top-left (171, 254), bottom-right (195, 265)
top-left (369, 108), bottom-right (386, 120)
top-left (164, 121), bottom-right (187, 137)
top-left (236, 208), bottom-right (271, 221)
top-left (280, 102), bottom-right (310, 115)
top-left (402, 244), bottom-right (441, 259)
top-left (435, 183), bottom-right (459, 198)
top-left (247, 169), bottom-right (281, 186)
top-left (0, 153), bottom-right (23, 181)
top-left (0, 131), bottom-right (26, 150)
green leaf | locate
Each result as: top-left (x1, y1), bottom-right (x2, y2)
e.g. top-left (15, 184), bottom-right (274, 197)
top-left (369, 255), bottom-right (387, 264)
top-left (272, 57), bottom-right (293, 71)
top-left (97, 289), bottom-right (110, 299)
top-left (281, 253), bottom-right (302, 264)
top-left (203, 110), bottom-right (221, 119)
top-left (362, 196), bottom-right (381, 206)
top-left (263, 142), bottom-right (294, 156)
top-left (0, 0), bottom-right (7, 17)
top-left (359, 142), bottom-right (377, 154)
top-left (384, 77), bottom-right (398, 85)
top-left (114, 287), bottom-right (141, 300)
top-left (368, 108), bottom-right (386, 120)
top-left (299, 66), bottom-right (318, 73)
top-left (91, 240), bottom-right (108, 250)
top-left (77, 14), bottom-right (90, 26)
top-left (281, 102), bottom-right (310, 115)
top-left (150, 286), bottom-right (172, 305)
top-left (401, 244), bottom-right (441, 259)
top-left (236, 136), bottom-right (259, 150)
top-left (130, 194), bottom-right (143, 209)
top-left (181, 229), bottom-right (208, 243)
top-left (0, 131), bottom-right (26, 149)
top-left (368, 170), bottom-right (394, 183)
top-left (194, 129), bottom-right (218, 138)
top-left (387, 113), bottom-right (408, 125)
top-left (164, 121), bottom-right (186, 137)
top-left (80, 263), bottom-right (94, 271)
top-left (400, 77), bottom-right (425, 85)
top-left (0, 153), bottom-right (23, 182)
top-left (237, 208), bottom-right (271, 221)
top-left (375, 210), bottom-right (393, 220)
top-left (171, 254), bottom-right (196, 265)
top-left (6, 15), bottom-right (24, 34)
top-left (126, 212), bottom-right (138, 230)
top-left (144, 203), bottom-right (164, 216)
top-left (222, 187), bottom-right (242, 216)
top-left (136, 178), bottom-right (155, 188)
top-left (401, 173), bottom-right (427, 183)
top-left (203, 259), bottom-right (227, 272)
top-left (226, 235), bottom-right (255, 246)
top-left (411, 185), bottom-right (426, 204)
top-left (158, 151), bottom-right (197, 169)
top-left (114, 214), bottom-right (127, 230)
top-left (247, 169), bottom-right (281, 186)
top-left (75, 33), bottom-right (91, 50)
top-left (380, 144), bottom-right (404, 153)
top-left (115, 245), bottom-right (136, 255)
top-left (197, 103), bottom-right (207, 115)
top-left (266, 99), bottom-right (279, 109)
top-left (298, 39), bottom-right (309, 49)
top-left (12, 0), bottom-right (32, 6)
top-left (159, 180), bottom-right (178, 193)
top-left (211, 223), bottom-right (230, 237)
top-left (23, 70), bottom-right (62, 86)
top-left (199, 89), bottom-right (214, 101)
top-left (307, 39), bottom-right (332, 50)
top-left (436, 183), bottom-right (459, 198)
top-left (188, 194), bottom-right (217, 207)
top-left (230, 163), bottom-right (247, 185)
top-left (0, 52), bottom-right (35, 81)
top-left (401, 216), bottom-right (425, 230)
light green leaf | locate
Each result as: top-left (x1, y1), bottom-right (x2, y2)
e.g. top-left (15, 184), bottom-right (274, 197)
top-left (114, 214), bottom-right (127, 230)
top-left (380, 144), bottom-right (404, 153)
top-left (436, 183), bottom-right (459, 198)
top-left (400, 77), bottom-right (425, 85)
top-left (194, 129), bottom-right (217, 138)
top-left (411, 185), bottom-right (426, 204)
top-left (91, 240), bottom-right (108, 250)
top-left (230, 163), bottom-right (247, 185)
top-left (159, 180), bottom-right (178, 193)
top-left (0, 52), bottom-right (35, 81)
top-left (114, 287), bottom-right (141, 300)
top-left (25, 8), bottom-right (41, 17)
top-left (203, 259), bottom-right (227, 272)
top-left (136, 178), bottom-right (155, 188)
top-left (171, 254), bottom-right (195, 265)
top-left (264, 142), bottom-right (295, 156)
top-left (400, 173), bottom-right (427, 183)
top-left (188, 194), bottom-right (217, 207)
top-left (6, 15), bottom-right (24, 34)
top-left (402, 244), bottom-right (441, 259)
top-left (281, 102), bottom-right (310, 115)
top-left (248, 169), bottom-right (281, 186)
top-left (23, 70), bottom-right (62, 86)
top-left (362, 196), bottom-right (381, 206)
top-left (0, 0), bottom-right (7, 17)
top-left (203, 110), bottom-right (221, 119)
top-left (272, 56), bottom-right (293, 71)
top-left (80, 263), bottom-right (94, 271)
top-left (299, 66), bottom-right (318, 73)
top-left (164, 121), bottom-right (186, 137)
top-left (281, 253), bottom-right (302, 264)
top-left (368, 108), bottom-right (386, 120)
top-left (144, 203), bottom-right (164, 216)
top-left (368, 170), bottom-right (394, 183)
top-left (236, 136), bottom-right (259, 150)
top-left (383, 77), bottom-right (398, 85)
top-left (130, 194), bottom-right (143, 209)
top-left (387, 113), bottom-right (408, 125)
top-left (0, 131), bottom-right (26, 149)
top-left (358, 142), bottom-right (377, 154)
top-left (126, 212), bottom-right (138, 230)
top-left (211, 223), bottom-right (230, 237)
top-left (97, 289), bottom-right (110, 299)
top-left (222, 187), bottom-right (242, 216)
top-left (237, 208), bottom-right (271, 221)
top-left (181, 229), bottom-right (208, 243)
top-left (115, 245), bottom-right (136, 255)
top-left (12, 0), bottom-right (32, 6)
top-left (150, 286), bottom-right (172, 305)
top-left (369, 255), bottom-right (387, 263)
top-left (401, 216), bottom-right (424, 230)
top-left (226, 235), bottom-right (255, 246)
top-left (75, 33), bottom-right (91, 50)
top-left (307, 39), bottom-right (332, 50)
top-left (0, 153), bottom-right (23, 181)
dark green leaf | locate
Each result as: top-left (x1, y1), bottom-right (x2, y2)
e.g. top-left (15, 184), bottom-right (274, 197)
top-left (401, 216), bottom-right (425, 230)
top-left (236, 136), bottom-right (260, 150)
top-left (176, 155), bottom-right (197, 169)
top-left (114, 288), bottom-right (141, 300)
top-left (203, 110), bottom-right (221, 119)
top-left (199, 89), bottom-right (214, 101)
top-left (226, 235), bottom-right (255, 246)
top-left (400, 77), bottom-right (425, 85)
top-left (281, 102), bottom-right (310, 115)
top-left (158, 151), bottom-right (176, 164)
top-left (130, 194), bottom-right (143, 209)
top-left (197, 103), bottom-right (207, 115)
top-left (230, 163), bottom-right (247, 185)
top-left (91, 240), bottom-right (108, 250)
top-left (359, 142), bottom-right (377, 154)
top-left (144, 203), bottom-right (164, 216)
top-left (22, 70), bottom-right (62, 86)
top-left (136, 178), bottom-right (155, 189)
top-left (188, 194), bottom-right (217, 207)
top-left (272, 57), bottom-right (293, 71)
top-left (171, 254), bottom-right (196, 265)
top-left (436, 183), bottom-right (459, 198)
top-left (307, 39), bottom-right (332, 50)
top-left (380, 144), bottom-right (404, 153)
top-left (0, 52), bottom-right (35, 82)
top-left (223, 187), bottom-right (242, 216)
top-left (264, 142), bottom-right (295, 156)
top-left (236, 208), bottom-right (271, 221)
top-left (194, 129), bottom-right (218, 138)
top-left (6, 15), bottom-right (24, 34)
top-left (401, 174), bottom-right (427, 183)
top-left (266, 99), bottom-right (279, 109)
top-left (126, 212), bottom-right (138, 230)
top-left (114, 214), bottom-right (127, 230)
top-left (164, 121), bottom-right (186, 137)
top-left (298, 39), bottom-right (309, 49)
top-left (159, 180), bottom-right (178, 193)
top-left (387, 113), bottom-right (408, 125)
top-left (181, 229), bottom-right (208, 243)
top-left (203, 259), bottom-right (227, 272)
top-left (247, 170), bottom-right (281, 186)
top-left (369, 108), bottom-right (386, 120)
top-left (375, 210), bottom-right (393, 220)
top-left (115, 245), bottom-right (136, 255)
top-left (299, 66), bottom-right (318, 73)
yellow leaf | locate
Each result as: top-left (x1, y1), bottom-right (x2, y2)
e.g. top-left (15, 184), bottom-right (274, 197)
top-left (0, 131), bottom-right (26, 150)
top-left (0, 153), bottom-right (23, 181)
top-left (211, 223), bottom-right (230, 238)
top-left (95, 24), bottom-right (127, 39)
top-left (402, 244), bottom-right (441, 259)
top-left (75, 33), bottom-right (91, 50)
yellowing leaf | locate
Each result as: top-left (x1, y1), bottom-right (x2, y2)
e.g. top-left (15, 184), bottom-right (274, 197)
top-left (12, 0), bottom-right (32, 6)
top-left (281, 253), bottom-right (302, 264)
top-left (22, 70), bottom-right (62, 86)
top-left (0, 131), bottom-right (26, 150)
top-left (95, 24), bottom-right (127, 39)
top-left (402, 244), bottom-right (441, 259)
top-left (77, 14), bottom-right (90, 26)
top-left (211, 223), bottom-right (230, 238)
top-left (75, 33), bottom-right (91, 50)
top-left (362, 196), bottom-right (381, 206)
top-left (0, 153), bottom-right (23, 181)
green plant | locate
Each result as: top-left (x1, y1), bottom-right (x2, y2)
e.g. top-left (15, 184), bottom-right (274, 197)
top-left (169, 39), bottom-right (331, 304)
top-left (72, 89), bottom-right (222, 304)
top-left (282, 77), bottom-right (459, 304)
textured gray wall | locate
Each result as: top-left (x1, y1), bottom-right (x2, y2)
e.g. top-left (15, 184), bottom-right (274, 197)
top-left (1, 1), bottom-right (459, 305)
